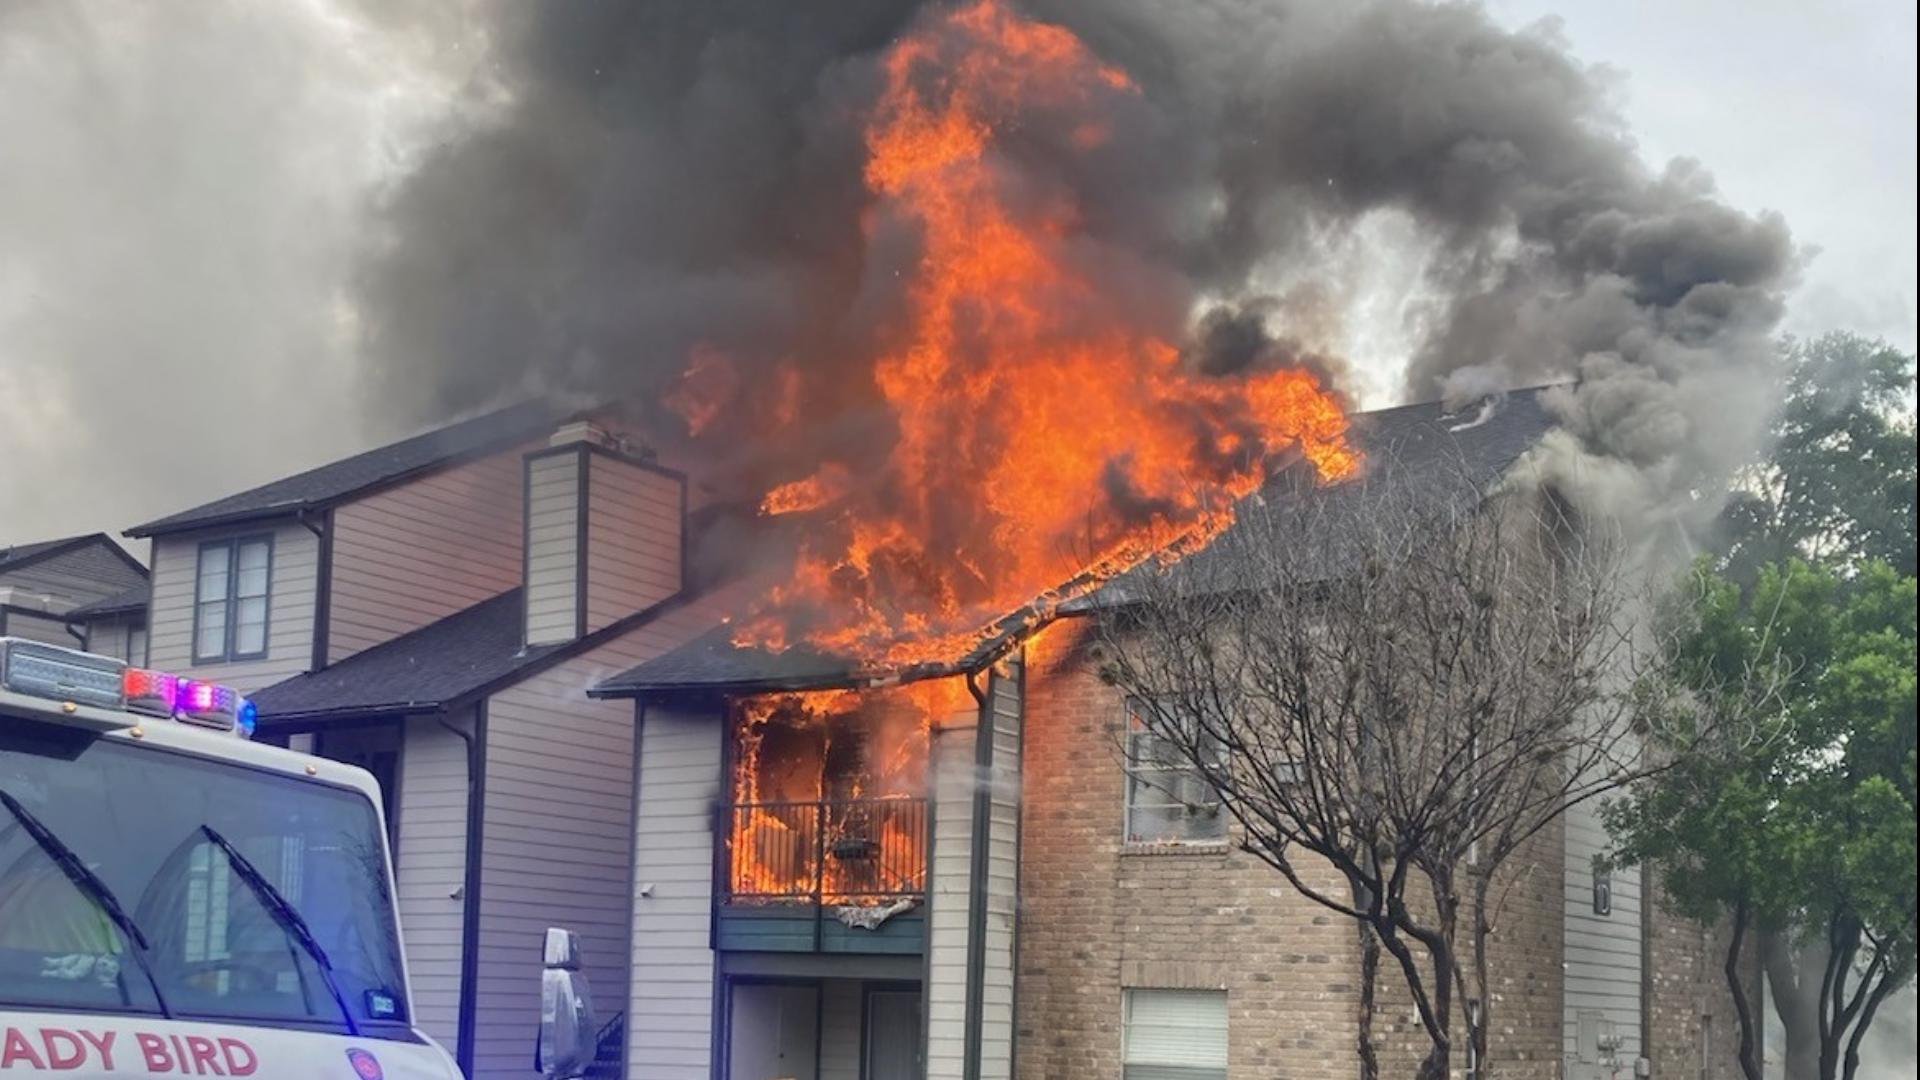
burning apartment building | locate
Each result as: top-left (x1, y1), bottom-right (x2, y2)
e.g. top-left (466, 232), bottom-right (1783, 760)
top-left (91, 0), bottom-right (1809, 1074)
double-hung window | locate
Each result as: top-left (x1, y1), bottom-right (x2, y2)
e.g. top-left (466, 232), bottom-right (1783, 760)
top-left (1125, 700), bottom-right (1228, 844)
top-left (1123, 989), bottom-right (1228, 1080)
top-left (194, 536), bottom-right (271, 663)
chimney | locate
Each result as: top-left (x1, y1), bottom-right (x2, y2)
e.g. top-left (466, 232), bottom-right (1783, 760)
top-left (523, 420), bottom-right (685, 646)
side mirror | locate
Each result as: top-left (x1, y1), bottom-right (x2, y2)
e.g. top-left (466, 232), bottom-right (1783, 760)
top-left (537, 928), bottom-right (597, 1080)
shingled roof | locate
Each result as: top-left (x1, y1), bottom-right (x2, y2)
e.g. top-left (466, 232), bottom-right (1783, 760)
top-left (590, 387), bottom-right (1562, 698)
top-left (64, 582), bottom-right (152, 621)
top-left (126, 400), bottom-right (568, 538)
top-left (0, 533), bottom-right (144, 578)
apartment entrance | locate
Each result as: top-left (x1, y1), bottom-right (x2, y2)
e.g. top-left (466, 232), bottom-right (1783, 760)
top-left (722, 977), bottom-right (922, 1080)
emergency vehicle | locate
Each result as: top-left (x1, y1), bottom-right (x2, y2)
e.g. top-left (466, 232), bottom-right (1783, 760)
top-left (0, 638), bottom-right (596, 1079)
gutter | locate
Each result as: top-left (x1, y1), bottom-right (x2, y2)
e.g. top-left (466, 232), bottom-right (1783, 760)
top-left (440, 702), bottom-right (487, 1078)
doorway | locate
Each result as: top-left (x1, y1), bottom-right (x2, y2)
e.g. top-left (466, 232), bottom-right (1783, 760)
top-left (863, 986), bottom-right (922, 1080)
top-left (728, 981), bottom-right (820, 1080)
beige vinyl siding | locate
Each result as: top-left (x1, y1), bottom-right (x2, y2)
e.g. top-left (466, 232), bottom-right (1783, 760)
top-left (396, 714), bottom-right (471, 1053)
top-left (1564, 795), bottom-right (1644, 1075)
top-left (584, 455), bottom-right (682, 633)
top-left (2, 607), bottom-right (77, 646)
top-left (328, 451), bottom-right (527, 663)
top-left (925, 706), bottom-right (980, 1079)
top-left (466, 595), bottom-right (722, 1080)
top-left (627, 702), bottom-right (722, 1079)
top-left (978, 663), bottom-right (1023, 1080)
top-left (524, 452), bottom-right (583, 646)
top-left (147, 520), bottom-right (317, 694)
top-left (81, 616), bottom-right (144, 662)
top-left (583, 453), bottom-right (683, 630)
top-left (0, 543), bottom-right (145, 610)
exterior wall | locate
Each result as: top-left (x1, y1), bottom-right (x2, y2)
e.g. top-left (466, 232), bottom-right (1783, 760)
top-left (1015, 621), bottom-right (1362, 1080)
top-left (81, 614), bottom-right (146, 663)
top-left (925, 698), bottom-right (979, 1079)
top-left (0, 606), bottom-right (78, 645)
top-left (1565, 796), bottom-right (1646, 1076)
top-left (627, 701), bottom-right (723, 1079)
top-left (979, 662), bottom-right (1022, 1080)
top-left (583, 454), bottom-right (682, 634)
top-left (328, 450), bottom-right (527, 663)
top-left (0, 542), bottom-right (145, 611)
top-left (469, 635), bottom-right (660, 1078)
top-left (395, 714), bottom-right (472, 1053)
top-left (148, 519), bottom-right (318, 693)
top-left (1646, 889), bottom-right (1749, 1080)
top-left (524, 451), bottom-right (582, 646)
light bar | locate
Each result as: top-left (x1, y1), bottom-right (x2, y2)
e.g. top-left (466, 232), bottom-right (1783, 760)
top-left (1, 638), bottom-right (254, 738)
top-left (1, 639), bottom-right (126, 711)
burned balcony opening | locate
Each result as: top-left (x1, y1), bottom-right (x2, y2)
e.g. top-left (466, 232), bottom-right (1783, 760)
top-left (725, 688), bottom-right (935, 909)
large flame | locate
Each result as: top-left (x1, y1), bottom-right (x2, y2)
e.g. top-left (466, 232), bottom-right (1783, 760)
top-left (707, 0), bottom-right (1357, 664)
top-left (728, 679), bottom-right (969, 904)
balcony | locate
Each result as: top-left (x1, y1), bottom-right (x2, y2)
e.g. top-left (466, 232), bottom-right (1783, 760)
top-left (717, 797), bottom-right (928, 955)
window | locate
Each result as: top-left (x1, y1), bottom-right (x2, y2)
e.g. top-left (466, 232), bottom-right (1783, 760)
top-left (1592, 865), bottom-right (1613, 916)
top-left (1123, 989), bottom-right (1227, 1080)
top-left (1125, 702), bottom-right (1227, 843)
top-left (194, 536), bottom-right (271, 663)
top-left (128, 625), bottom-right (147, 667)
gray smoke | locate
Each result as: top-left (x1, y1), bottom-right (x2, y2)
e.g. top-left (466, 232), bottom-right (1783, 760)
top-left (353, 0), bottom-right (1794, 538)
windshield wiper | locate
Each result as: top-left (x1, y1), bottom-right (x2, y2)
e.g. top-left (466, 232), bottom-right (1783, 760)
top-left (0, 787), bottom-right (173, 1018)
top-left (198, 824), bottom-right (361, 1037)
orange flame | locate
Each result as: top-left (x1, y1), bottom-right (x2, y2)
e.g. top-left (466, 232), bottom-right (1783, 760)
top-left (724, 0), bottom-right (1356, 665)
top-left (728, 680), bottom-right (967, 904)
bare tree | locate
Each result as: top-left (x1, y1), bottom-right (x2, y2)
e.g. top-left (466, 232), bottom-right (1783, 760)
top-left (1091, 455), bottom-right (1698, 1080)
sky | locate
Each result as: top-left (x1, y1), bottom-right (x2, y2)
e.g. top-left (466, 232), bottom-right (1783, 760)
top-left (1, 0), bottom-right (1914, 553)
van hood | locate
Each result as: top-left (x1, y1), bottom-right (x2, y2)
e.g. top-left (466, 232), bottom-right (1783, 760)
top-left (0, 1011), bottom-right (461, 1079)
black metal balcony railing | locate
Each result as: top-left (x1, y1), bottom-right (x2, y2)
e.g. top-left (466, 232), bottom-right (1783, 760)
top-left (725, 797), bottom-right (928, 904)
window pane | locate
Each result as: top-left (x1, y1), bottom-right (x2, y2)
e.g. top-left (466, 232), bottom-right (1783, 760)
top-left (129, 628), bottom-right (147, 666)
top-left (195, 601), bottom-right (228, 659)
top-left (1125, 989), bottom-right (1227, 1073)
top-left (233, 598), bottom-right (267, 656)
top-left (196, 546), bottom-right (229, 600)
top-left (235, 541), bottom-right (270, 598)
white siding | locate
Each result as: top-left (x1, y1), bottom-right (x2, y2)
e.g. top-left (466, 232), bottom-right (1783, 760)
top-left (925, 705), bottom-right (979, 1079)
top-left (147, 520), bottom-right (318, 694)
top-left (978, 663), bottom-right (1022, 1080)
top-left (524, 452), bottom-right (582, 646)
top-left (3, 608), bottom-right (77, 646)
top-left (583, 455), bottom-right (682, 633)
top-left (328, 451), bottom-right (527, 663)
top-left (396, 714), bottom-right (471, 1053)
top-left (1564, 795), bottom-right (1644, 1077)
top-left (628, 702), bottom-right (722, 1079)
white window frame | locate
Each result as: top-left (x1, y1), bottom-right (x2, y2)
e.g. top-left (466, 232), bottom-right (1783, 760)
top-left (193, 535), bottom-right (272, 664)
top-left (1122, 988), bottom-right (1228, 1080)
top-left (1124, 700), bottom-right (1228, 845)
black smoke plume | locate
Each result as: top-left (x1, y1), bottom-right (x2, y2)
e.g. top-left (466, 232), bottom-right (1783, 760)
top-left (357, 0), bottom-right (1795, 536)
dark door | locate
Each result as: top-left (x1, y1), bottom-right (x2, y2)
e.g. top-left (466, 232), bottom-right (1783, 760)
top-left (864, 988), bottom-right (922, 1080)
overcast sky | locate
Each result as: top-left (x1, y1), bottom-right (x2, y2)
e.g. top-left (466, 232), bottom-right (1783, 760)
top-left (1, 0), bottom-right (1913, 553)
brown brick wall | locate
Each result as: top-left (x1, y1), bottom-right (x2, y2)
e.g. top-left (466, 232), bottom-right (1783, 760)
top-left (1646, 887), bottom-right (1751, 1080)
top-left (1014, 621), bottom-right (1362, 1080)
top-left (1014, 620), bottom-right (1577, 1079)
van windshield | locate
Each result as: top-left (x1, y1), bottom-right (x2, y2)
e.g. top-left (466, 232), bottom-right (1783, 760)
top-left (0, 719), bottom-right (408, 1034)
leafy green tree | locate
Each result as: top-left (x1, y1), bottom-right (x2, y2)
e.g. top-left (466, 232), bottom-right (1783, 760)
top-left (1607, 558), bottom-right (1917, 1080)
top-left (1720, 332), bottom-right (1916, 581)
